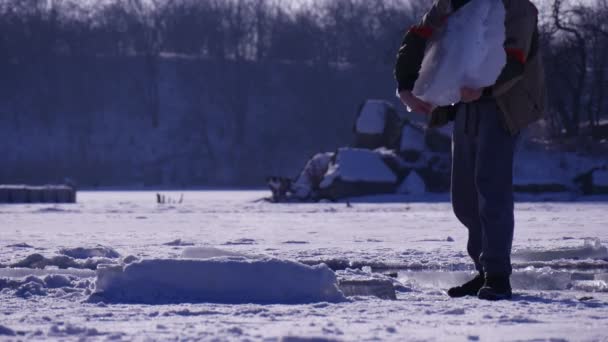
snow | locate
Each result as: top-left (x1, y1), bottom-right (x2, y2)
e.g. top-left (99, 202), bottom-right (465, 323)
top-left (89, 257), bottom-right (345, 304)
top-left (355, 100), bottom-right (388, 134)
top-left (7, 253), bottom-right (112, 270)
top-left (413, 0), bottom-right (506, 106)
top-left (0, 191), bottom-right (607, 340)
top-left (320, 148), bottom-right (397, 188)
top-left (43, 274), bottom-right (74, 288)
top-left (400, 125), bottom-right (426, 151)
top-left (514, 146), bottom-right (604, 188)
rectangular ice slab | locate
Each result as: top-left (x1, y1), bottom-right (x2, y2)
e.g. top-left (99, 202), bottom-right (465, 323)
top-left (338, 279), bottom-right (397, 300)
top-left (88, 258), bottom-right (346, 304)
top-left (0, 185), bottom-right (76, 203)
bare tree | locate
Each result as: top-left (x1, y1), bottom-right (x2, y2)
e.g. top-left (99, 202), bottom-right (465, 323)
top-left (546, 0), bottom-right (608, 139)
top-left (123, 0), bottom-right (176, 128)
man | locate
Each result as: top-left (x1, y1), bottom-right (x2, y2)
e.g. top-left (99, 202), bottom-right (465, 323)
top-left (394, 0), bottom-right (545, 300)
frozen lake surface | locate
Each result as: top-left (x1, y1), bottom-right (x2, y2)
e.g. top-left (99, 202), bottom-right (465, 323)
top-left (1, 191), bottom-right (607, 341)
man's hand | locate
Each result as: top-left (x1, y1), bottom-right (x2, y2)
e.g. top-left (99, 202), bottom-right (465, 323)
top-left (398, 90), bottom-right (434, 115)
top-left (460, 87), bottom-right (483, 103)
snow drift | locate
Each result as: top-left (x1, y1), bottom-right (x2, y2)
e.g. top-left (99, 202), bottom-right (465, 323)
top-left (413, 0), bottom-right (506, 106)
top-left (88, 257), bottom-right (346, 304)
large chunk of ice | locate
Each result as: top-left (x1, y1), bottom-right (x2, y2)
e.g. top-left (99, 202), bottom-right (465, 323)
top-left (88, 258), bottom-right (346, 304)
top-left (396, 171), bottom-right (427, 195)
top-left (181, 246), bottom-right (252, 259)
top-left (320, 148), bottom-right (397, 188)
top-left (9, 253), bottom-right (115, 270)
top-left (512, 238), bottom-right (608, 262)
top-left (59, 246), bottom-right (120, 259)
top-left (400, 125), bottom-right (426, 152)
top-left (355, 100), bottom-right (389, 134)
top-left (413, 0), bottom-right (506, 106)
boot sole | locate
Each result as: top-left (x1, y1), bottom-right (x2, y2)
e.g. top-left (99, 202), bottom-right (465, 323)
top-left (477, 288), bottom-right (512, 301)
top-left (447, 290), bottom-right (479, 298)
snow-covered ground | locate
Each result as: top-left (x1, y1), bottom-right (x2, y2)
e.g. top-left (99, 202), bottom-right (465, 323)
top-left (1, 191), bottom-right (607, 341)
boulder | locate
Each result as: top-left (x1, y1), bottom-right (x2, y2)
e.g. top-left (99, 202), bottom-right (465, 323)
top-left (320, 148), bottom-right (398, 199)
top-left (399, 125), bottom-right (426, 163)
top-left (353, 100), bottom-right (402, 151)
top-left (574, 167), bottom-right (608, 195)
top-left (396, 170), bottom-right (427, 195)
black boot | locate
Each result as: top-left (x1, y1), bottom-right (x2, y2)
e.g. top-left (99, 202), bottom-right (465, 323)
top-left (447, 272), bottom-right (485, 298)
top-left (477, 276), bottom-right (512, 301)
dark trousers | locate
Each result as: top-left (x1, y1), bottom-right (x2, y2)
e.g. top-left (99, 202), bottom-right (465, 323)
top-left (451, 99), bottom-right (518, 277)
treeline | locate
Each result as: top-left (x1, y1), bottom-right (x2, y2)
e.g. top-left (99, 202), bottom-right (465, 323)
top-left (541, 0), bottom-right (608, 139)
top-left (0, 0), bottom-right (607, 138)
top-left (0, 0), bottom-right (421, 65)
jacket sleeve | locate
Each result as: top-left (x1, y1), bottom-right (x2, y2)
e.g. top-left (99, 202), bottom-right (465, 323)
top-left (490, 0), bottom-right (539, 97)
top-left (394, 0), bottom-right (450, 92)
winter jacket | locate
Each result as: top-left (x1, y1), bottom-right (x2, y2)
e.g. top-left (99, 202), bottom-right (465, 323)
top-left (394, 0), bottom-right (546, 135)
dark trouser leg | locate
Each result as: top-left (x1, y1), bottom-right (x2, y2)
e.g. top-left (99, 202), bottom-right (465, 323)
top-left (451, 104), bottom-right (483, 273)
top-left (475, 101), bottom-right (518, 277)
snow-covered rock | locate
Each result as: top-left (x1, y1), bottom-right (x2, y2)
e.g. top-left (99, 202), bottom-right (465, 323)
top-left (354, 100), bottom-right (402, 150)
top-left (320, 148), bottom-right (397, 189)
top-left (413, 0), bottom-right (506, 106)
top-left (355, 100), bottom-right (389, 134)
top-left (291, 152), bottom-right (334, 199)
top-left (88, 257), bottom-right (346, 304)
top-left (400, 125), bottom-right (426, 152)
top-left (397, 171), bottom-right (427, 195)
